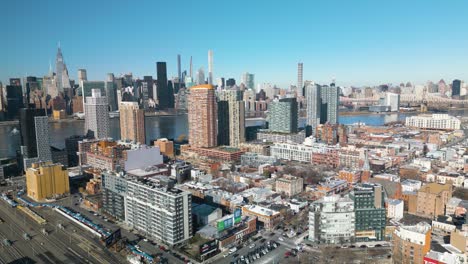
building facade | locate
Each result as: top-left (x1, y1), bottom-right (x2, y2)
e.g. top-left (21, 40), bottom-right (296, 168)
top-left (188, 85), bottom-right (217, 148)
top-left (350, 183), bottom-right (386, 242)
top-left (26, 162), bottom-right (70, 201)
top-left (268, 98), bottom-right (298, 133)
top-left (102, 172), bottom-right (192, 245)
top-left (119, 102), bottom-right (145, 144)
top-left (84, 89), bottom-right (110, 139)
top-left (276, 174), bottom-right (303, 197)
top-left (309, 195), bottom-right (355, 244)
top-left (405, 114), bottom-right (461, 130)
top-left (305, 84), bottom-right (321, 133)
top-left (393, 222), bottom-right (432, 264)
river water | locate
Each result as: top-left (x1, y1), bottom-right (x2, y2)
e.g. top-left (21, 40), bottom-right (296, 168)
top-left (0, 110), bottom-right (466, 158)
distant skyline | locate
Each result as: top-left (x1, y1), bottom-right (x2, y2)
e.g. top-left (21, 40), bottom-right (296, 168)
top-left (1, 0), bottom-right (468, 87)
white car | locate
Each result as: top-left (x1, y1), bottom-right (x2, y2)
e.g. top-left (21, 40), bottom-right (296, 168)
top-left (249, 243), bottom-right (255, 249)
top-left (278, 237), bottom-right (284, 241)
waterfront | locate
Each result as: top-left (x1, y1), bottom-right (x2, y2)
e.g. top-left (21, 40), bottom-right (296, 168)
top-left (0, 110), bottom-right (466, 159)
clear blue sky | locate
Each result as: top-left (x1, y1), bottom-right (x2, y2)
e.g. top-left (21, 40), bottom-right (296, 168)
top-left (1, 0), bottom-right (467, 87)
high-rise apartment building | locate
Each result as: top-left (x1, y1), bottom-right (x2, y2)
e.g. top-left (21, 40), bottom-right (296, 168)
top-left (218, 90), bottom-right (245, 147)
top-left (268, 98), bottom-right (298, 133)
top-left (81, 81), bottom-right (106, 105)
top-left (35, 116), bottom-right (52, 162)
top-left (26, 161), bottom-right (69, 202)
top-left (350, 183), bottom-right (386, 242)
top-left (297, 63), bottom-right (303, 97)
top-left (321, 84), bottom-right (339, 124)
top-left (208, 50), bottom-right (213, 85)
top-left (102, 171), bottom-right (193, 245)
top-left (306, 83), bottom-right (321, 133)
top-left (156, 62), bottom-right (174, 109)
top-left (188, 85), bottom-right (217, 148)
top-left (84, 89), bottom-right (109, 139)
top-left (19, 108), bottom-right (46, 158)
top-left (309, 195), bottom-right (355, 244)
top-left (217, 101), bottom-right (230, 146)
top-left (120, 102), bottom-right (145, 144)
top-left (392, 222), bottom-right (432, 264)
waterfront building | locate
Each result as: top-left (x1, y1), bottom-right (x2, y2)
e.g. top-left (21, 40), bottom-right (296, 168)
top-left (188, 84), bottom-right (217, 148)
top-left (305, 84), bottom-right (321, 133)
top-left (26, 162), bottom-right (70, 202)
top-left (309, 195), bottom-right (355, 244)
top-left (405, 114), bottom-right (461, 130)
top-left (268, 98), bottom-right (298, 133)
top-left (156, 62), bottom-right (174, 109)
top-left (84, 89), bottom-right (109, 139)
top-left (218, 90), bottom-right (245, 147)
top-left (119, 102), bottom-right (145, 144)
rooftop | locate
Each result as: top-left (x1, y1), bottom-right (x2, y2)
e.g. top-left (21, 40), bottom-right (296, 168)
top-left (243, 205), bottom-right (279, 217)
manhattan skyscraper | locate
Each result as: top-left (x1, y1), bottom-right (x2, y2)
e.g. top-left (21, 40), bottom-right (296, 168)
top-left (55, 46), bottom-right (64, 94)
top-left (208, 50), bottom-right (213, 85)
top-left (297, 62), bottom-right (303, 97)
top-left (305, 83), bottom-right (321, 133)
top-left (156, 62), bottom-right (174, 109)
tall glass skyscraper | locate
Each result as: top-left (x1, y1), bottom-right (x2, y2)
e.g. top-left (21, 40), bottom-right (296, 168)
top-left (321, 84), bottom-right (339, 124)
top-left (157, 62), bottom-right (174, 109)
top-left (305, 83), bottom-right (321, 133)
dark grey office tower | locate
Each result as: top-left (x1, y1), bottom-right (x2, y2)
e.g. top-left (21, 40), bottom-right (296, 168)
top-left (6, 85), bottom-right (24, 120)
top-left (143, 76), bottom-right (154, 99)
top-left (217, 101), bottom-right (230, 146)
top-left (226, 78), bottom-right (236, 87)
top-left (65, 135), bottom-right (88, 167)
top-left (105, 81), bottom-right (118, 111)
top-left (452, 79), bottom-right (461, 98)
top-left (19, 108), bottom-right (46, 158)
top-left (177, 54), bottom-right (182, 84)
top-left (156, 62), bottom-right (174, 109)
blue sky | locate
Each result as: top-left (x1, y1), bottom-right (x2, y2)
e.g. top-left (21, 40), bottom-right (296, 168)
top-left (1, 0), bottom-right (467, 87)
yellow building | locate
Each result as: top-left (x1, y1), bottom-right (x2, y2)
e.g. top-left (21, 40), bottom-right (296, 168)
top-left (26, 162), bottom-right (70, 201)
top-left (52, 109), bottom-right (66, 120)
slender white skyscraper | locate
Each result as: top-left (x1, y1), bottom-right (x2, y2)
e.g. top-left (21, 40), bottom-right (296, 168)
top-left (85, 89), bottom-right (110, 139)
top-left (208, 50), bottom-right (213, 85)
top-left (297, 63), bottom-right (303, 97)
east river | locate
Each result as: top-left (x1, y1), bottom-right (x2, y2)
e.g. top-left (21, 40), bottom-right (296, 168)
top-left (0, 110), bottom-right (466, 159)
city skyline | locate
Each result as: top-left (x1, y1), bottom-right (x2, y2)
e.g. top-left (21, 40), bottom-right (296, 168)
top-left (2, 0), bottom-right (468, 87)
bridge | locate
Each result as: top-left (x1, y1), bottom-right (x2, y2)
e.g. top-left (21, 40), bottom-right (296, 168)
top-left (340, 94), bottom-right (468, 106)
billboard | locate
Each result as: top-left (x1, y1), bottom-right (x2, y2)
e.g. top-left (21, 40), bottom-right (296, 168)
top-left (217, 216), bottom-right (234, 232)
top-left (234, 208), bottom-right (242, 223)
top-left (200, 240), bottom-right (218, 255)
top-left (104, 229), bottom-right (121, 247)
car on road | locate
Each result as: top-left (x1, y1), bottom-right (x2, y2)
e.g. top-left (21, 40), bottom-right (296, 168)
top-left (260, 238), bottom-right (266, 243)
top-left (278, 236), bottom-right (284, 241)
top-left (249, 243), bottom-right (255, 249)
